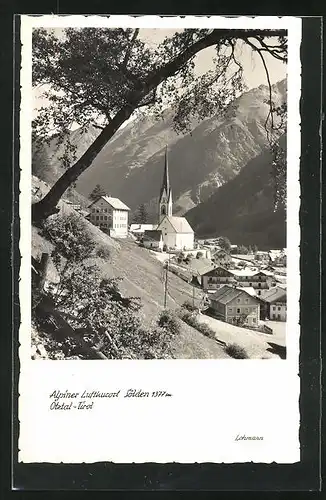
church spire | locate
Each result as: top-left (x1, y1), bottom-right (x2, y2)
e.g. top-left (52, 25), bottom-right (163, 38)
top-left (160, 145), bottom-right (170, 198)
top-left (158, 145), bottom-right (172, 222)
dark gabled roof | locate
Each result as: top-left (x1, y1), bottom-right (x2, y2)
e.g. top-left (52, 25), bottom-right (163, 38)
top-left (143, 230), bottom-right (162, 242)
top-left (260, 287), bottom-right (287, 303)
top-left (187, 258), bottom-right (215, 276)
top-left (201, 266), bottom-right (235, 278)
top-left (88, 196), bottom-right (130, 211)
top-left (210, 285), bottom-right (260, 305)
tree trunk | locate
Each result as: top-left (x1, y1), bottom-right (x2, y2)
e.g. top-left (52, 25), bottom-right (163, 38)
top-left (32, 104), bottom-right (137, 225)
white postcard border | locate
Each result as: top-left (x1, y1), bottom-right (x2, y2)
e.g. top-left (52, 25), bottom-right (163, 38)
top-left (18, 15), bottom-right (302, 464)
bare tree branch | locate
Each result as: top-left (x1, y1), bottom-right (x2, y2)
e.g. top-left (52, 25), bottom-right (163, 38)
top-left (245, 38), bottom-right (274, 133)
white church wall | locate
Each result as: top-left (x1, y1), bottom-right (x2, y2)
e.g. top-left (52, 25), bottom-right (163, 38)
top-left (175, 233), bottom-right (194, 251)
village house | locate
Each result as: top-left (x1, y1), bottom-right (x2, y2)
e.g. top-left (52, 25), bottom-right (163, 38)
top-left (260, 286), bottom-right (287, 321)
top-left (129, 223), bottom-right (157, 237)
top-left (185, 258), bottom-right (216, 286)
top-left (232, 254), bottom-right (256, 262)
top-left (142, 230), bottom-right (164, 251)
top-left (269, 249), bottom-right (287, 267)
top-left (212, 249), bottom-right (232, 267)
top-left (209, 285), bottom-right (261, 328)
top-left (88, 195), bottom-right (130, 238)
top-left (156, 147), bottom-right (194, 251)
top-left (201, 266), bottom-right (237, 291)
top-left (254, 251), bottom-right (270, 263)
top-left (230, 270), bottom-right (275, 296)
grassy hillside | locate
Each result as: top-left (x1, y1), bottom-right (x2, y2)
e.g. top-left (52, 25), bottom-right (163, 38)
top-left (32, 179), bottom-right (229, 359)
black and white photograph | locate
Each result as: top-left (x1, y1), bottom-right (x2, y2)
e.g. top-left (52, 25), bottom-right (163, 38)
top-left (30, 22), bottom-right (289, 361)
top-left (18, 15), bottom-right (302, 465)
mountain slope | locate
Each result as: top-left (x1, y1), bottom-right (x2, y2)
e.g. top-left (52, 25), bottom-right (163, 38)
top-left (186, 135), bottom-right (286, 249)
top-left (40, 80), bottom-right (286, 217)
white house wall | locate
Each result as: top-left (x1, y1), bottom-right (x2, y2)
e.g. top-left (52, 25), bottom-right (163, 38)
top-left (90, 199), bottom-right (129, 237)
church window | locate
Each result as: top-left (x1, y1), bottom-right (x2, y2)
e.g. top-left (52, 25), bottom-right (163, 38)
top-left (161, 206), bottom-right (166, 215)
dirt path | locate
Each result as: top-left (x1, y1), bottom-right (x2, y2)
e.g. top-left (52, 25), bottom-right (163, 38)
top-left (196, 314), bottom-right (284, 359)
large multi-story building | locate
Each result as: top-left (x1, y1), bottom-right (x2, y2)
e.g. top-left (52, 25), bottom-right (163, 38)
top-left (88, 195), bottom-right (130, 238)
top-left (209, 285), bottom-right (261, 328)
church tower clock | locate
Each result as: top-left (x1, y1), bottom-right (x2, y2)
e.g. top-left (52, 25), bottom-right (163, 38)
top-left (158, 146), bottom-right (173, 223)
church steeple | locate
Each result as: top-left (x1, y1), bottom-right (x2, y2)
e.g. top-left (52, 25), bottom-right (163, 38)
top-left (159, 146), bottom-right (172, 223)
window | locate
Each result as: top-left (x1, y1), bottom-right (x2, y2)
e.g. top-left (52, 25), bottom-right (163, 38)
top-left (272, 306), bottom-right (276, 311)
top-left (237, 308), bottom-right (240, 313)
top-left (258, 290), bottom-right (261, 295)
top-left (237, 298), bottom-right (240, 303)
top-left (228, 308), bottom-right (233, 313)
top-left (249, 282), bottom-right (252, 287)
top-left (252, 318), bottom-right (256, 323)
top-left (258, 283), bottom-right (261, 288)
top-left (245, 298), bottom-right (249, 303)
top-left (96, 216), bottom-right (99, 221)
top-left (278, 306), bottom-right (281, 311)
top-left (245, 308), bottom-right (249, 313)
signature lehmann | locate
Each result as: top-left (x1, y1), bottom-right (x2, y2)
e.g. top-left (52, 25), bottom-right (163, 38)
top-left (235, 435), bottom-right (264, 441)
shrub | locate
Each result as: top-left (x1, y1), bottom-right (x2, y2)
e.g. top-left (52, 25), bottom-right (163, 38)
top-left (177, 251), bottom-right (185, 263)
top-left (42, 212), bottom-right (95, 263)
top-left (178, 309), bottom-right (216, 339)
top-left (196, 251), bottom-right (204, 259)
top-left (198, 323), bottom-right (216, 339)
top-left (95, 243), bottom-right (111, 260)
top-left (140, 325), bottom-right (176, 359)
top-left (224, 343), bottom-right (249, 359)
top-left (157, 309), bottom-right (180, 337)
top-left (182, 300), bottom-right (196, 312)
top-left (35, 261), bottom-right (176, 360)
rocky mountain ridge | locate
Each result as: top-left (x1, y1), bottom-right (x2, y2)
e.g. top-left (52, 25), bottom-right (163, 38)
top-left (38, 79), bottom-right (286, 221)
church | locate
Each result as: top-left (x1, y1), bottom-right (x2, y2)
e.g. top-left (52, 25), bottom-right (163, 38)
top-left (156, 147), bottom-right (194, 251)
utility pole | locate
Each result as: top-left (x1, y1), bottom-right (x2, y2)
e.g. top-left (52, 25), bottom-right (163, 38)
top-left (164, 254), bottom-right (169, 308)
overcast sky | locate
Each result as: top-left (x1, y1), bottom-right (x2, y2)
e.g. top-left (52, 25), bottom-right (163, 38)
top-left (140, 29), bottom-right (286, 89)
